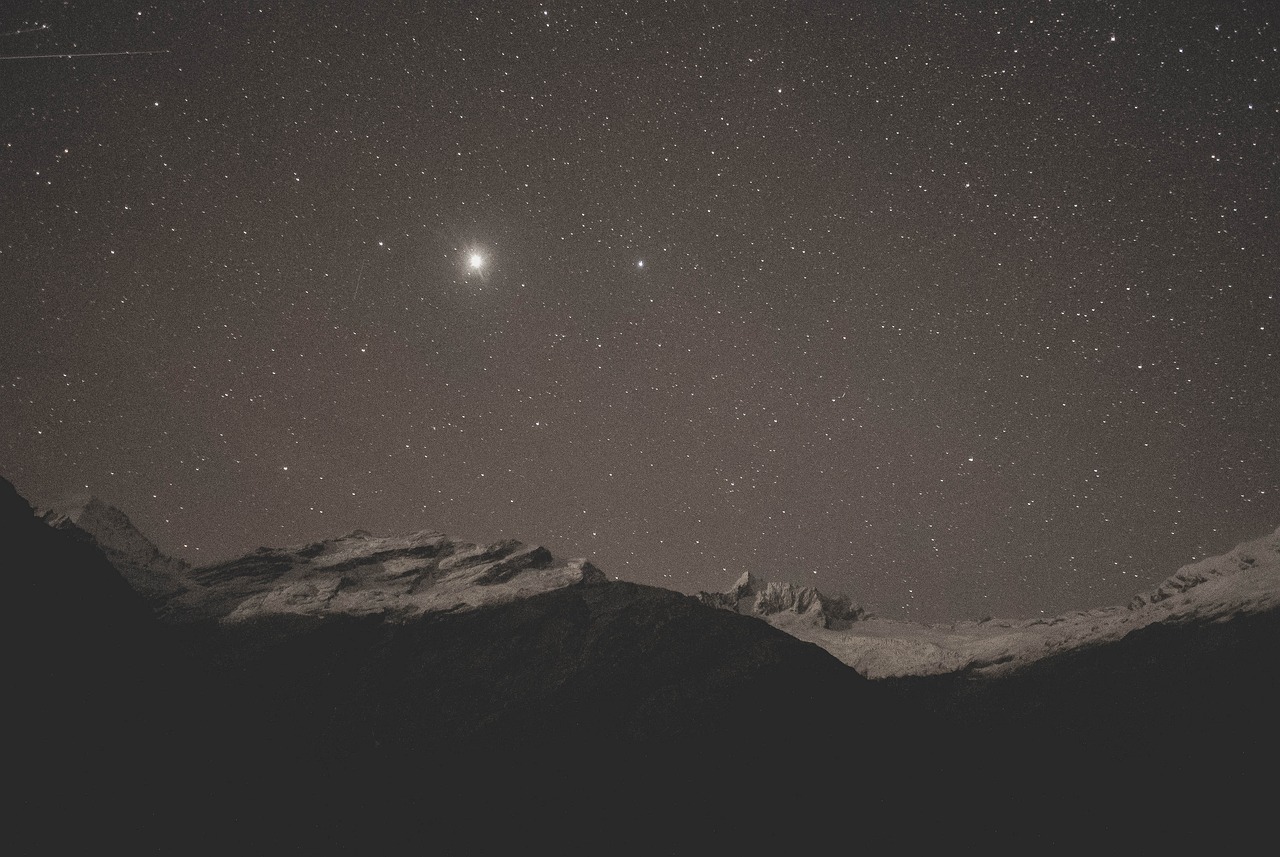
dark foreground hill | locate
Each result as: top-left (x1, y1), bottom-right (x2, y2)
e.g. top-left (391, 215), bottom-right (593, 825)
top-left (5, 477), bottom-right (897, 851)
top-left (7, 475), bottom-right (1277, 851)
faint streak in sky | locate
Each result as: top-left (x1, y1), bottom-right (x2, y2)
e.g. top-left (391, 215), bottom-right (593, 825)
top-left (0, 50), bottom-right (170, 60)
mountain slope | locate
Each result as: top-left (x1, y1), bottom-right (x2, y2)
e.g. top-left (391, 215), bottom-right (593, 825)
top-left (39, 497), bottom-right (191, 606)
top-left (4, 477), bottom-right (180, 850)
top-left (174, 528), bottom-right (606, 622)
top-left (700, 526), bottom-right (1280, 679)
top-left (10, 476), bottom-right (1275, 850)
top-left (5, 477), bottom-right (897, 849)
top-left (160, 527), bottom-right (885, 754)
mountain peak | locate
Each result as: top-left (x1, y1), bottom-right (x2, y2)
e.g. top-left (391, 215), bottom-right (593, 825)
top-left (697, 574), bottom-right (865, 629)
top-left (729, 570), bottom-right (759, 598)
top-left (39, 497), bottom-right (190, 604)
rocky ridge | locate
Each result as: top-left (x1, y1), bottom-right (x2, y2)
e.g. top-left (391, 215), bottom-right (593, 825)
top-left (48, 493), bottom-right (1278, 685)
top-left (696, 571), bottom-right (865, 629)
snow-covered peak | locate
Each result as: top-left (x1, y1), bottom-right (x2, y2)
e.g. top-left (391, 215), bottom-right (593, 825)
top-left (697, 574), bottom-right (865, 629)
top-left (174, 528), bottom-right (607, 623)
top-left (40, 497), bottom-right (190, 603)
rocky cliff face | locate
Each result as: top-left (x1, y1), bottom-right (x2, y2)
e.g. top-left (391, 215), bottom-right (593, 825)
top-left (696, 571), bottom-right (865, 629)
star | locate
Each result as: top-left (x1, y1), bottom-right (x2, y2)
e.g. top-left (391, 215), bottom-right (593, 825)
top-left (4, 0), bottom-right (1272, 626)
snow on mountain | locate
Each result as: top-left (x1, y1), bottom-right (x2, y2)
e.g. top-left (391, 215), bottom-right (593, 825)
top-left (36, 492), bottom-right (1278, 687)
top-left (702, 525), bottom-right (1280, 679)
top-left (173, 528), bottom-right (607, 622)
top-left (695, 570), bottom-right (865, 629)
top-left (39, 498), bottom-right (191, 605)
top-left (35, 499), bottom-right (608, 624)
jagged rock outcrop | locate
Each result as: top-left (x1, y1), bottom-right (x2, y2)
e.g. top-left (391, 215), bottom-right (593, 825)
top-left (40, 497), bottom-right (191, 605)
top-left (696, 570), bottom-right (865, 629)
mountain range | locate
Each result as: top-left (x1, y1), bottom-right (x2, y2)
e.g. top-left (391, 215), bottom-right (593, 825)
top-left (697, 529), bottom-right (1279, 679)
top-left (6, 473), bottom-right (1276, 851)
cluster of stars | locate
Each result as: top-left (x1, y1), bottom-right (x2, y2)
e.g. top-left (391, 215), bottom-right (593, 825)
top-left (1, 1), bottom-right (1276, 621)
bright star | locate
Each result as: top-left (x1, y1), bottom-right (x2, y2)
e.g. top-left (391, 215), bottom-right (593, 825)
top-left (468, 253), bottom-right (484, 270)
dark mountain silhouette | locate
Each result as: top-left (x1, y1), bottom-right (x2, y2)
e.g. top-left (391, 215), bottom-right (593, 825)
top-left (4, 478), bottom-right (172, 850)
top-left (6, 478), bottom-right (899, 850)
top-left (9, 476), bottom-right (1277, 851)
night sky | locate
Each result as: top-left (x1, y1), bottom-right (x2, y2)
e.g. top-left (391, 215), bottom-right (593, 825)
top-left (3, 1), bottom-right (1276, 622)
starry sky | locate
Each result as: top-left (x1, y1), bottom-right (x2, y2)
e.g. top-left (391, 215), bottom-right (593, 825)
top-left (2, 1), bottom-right (1276, 622)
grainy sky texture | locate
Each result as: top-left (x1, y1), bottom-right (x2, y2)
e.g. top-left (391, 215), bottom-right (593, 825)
top-left (2, 1), bottom-right (1276, 621)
